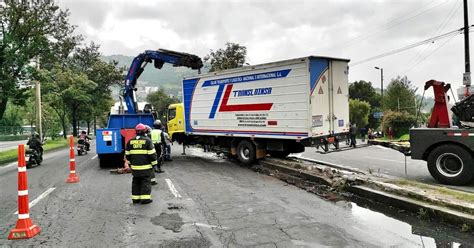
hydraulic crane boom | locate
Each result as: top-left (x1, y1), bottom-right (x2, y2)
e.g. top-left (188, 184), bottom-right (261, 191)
top-left (123, 49), bottom-right (203, 114)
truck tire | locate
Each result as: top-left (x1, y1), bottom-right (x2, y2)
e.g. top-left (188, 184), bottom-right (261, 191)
top-left (98, 155), bottom-right (107, 168)
top-left (427, 145), bottom-right (474, 186)
top-left (237, 140), bottom-right (256, 165)
top-left (269, 151), bottom-right (290, 159)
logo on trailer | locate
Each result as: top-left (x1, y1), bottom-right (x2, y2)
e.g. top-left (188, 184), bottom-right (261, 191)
top-left (204, 69), bottom-right (291, 119)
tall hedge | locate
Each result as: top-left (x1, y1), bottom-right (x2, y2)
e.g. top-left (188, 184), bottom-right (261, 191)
top-left (381, 110), bottom-right (416, 137)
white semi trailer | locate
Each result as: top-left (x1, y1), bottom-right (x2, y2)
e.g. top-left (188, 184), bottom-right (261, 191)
top-left (168, 56), bottom-right (351, 164)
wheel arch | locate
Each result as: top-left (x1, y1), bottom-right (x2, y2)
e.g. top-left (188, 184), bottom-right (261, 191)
top-left (422, 141), bottom-right (473, 161)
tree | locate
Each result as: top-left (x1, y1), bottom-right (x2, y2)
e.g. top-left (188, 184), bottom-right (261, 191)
top-left (349, 80), bottom-right (383, 129)
top-left (381, 110), bottom-right (416, 137)
top-left (71, 43), bottom-right (123, 134)
top-left (349, 99), bottom-right (371, 129)
top-left (0, 0), bottom-right (78, 119)
top-left (40, 65), bottom-right (95, 138)
top-left (146, 89), bottom-right (180, 122)
top-left (204, 42), bottom-right (247, 72)
top-left (384, 76), bottom-right (418, 115)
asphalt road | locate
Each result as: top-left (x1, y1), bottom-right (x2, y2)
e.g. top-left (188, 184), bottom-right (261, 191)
top-left (1, 143), bottom-right (473, 246)
top-left (0, 140), bottom-right (28, 152)
top-left (295, 140), bottom-right (474, 193)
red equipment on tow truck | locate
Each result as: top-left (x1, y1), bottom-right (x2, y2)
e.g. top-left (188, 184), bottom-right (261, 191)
top-left (410, 80), bottom-right (474, 185)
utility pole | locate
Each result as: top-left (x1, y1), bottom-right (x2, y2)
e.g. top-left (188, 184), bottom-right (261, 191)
top-left (463, 0), bottom-right (471, 93)
top-left (35, 57), bottom-right (42, 140)
top-left (375, 67), bottom-right (384, 111)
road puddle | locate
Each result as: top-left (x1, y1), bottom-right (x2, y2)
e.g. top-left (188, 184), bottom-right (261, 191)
top-left (348, 200), bottom-right (474, 247)
top-left (150, 213), bottom-right (184, 233)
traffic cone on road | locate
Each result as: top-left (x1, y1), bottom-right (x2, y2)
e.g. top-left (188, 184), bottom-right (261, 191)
top-left (8, 144), bottom-right (41, 240)
top-left (66, 135), bottom-right (80, 183)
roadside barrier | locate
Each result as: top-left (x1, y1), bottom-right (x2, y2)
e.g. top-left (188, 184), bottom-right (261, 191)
top-left (8, 144), bottom-right (41, 240)
top-left (66, 135), bottom-right (80, 183)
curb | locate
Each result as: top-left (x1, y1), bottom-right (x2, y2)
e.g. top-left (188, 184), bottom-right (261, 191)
top-left (258, 160), bottom-right (333, 186)
top-left (259, 157), bottom-right (474, 229)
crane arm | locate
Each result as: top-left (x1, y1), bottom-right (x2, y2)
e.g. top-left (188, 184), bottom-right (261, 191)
top-left (123, 49), bottom-right (203, 114)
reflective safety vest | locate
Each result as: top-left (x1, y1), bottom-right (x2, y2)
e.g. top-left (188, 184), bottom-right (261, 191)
top-left (151, 129), bottom-right (163, 144)
top-left (125, 135), bottom-right (157, 173)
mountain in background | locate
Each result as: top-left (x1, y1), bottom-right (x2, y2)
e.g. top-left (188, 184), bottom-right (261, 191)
top-left (101, 54), bottom-right (208, 99)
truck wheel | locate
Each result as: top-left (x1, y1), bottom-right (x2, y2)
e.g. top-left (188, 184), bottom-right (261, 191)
top-left (427, 145), bottom-right (474, 186)
top-left (269, 151), bottom-right (290, 159)
top-left (98, 155), bottom-right (107, 168)
top-left (237, 140), bottom-right (256, 165)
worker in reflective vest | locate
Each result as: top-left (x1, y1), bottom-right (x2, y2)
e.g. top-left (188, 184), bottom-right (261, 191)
top-left (125, 123), bottom-right (158, 204)
top-left (151, 120), bottom-right (166, 173)
top-left (144, 125), bottom-right (158, 185)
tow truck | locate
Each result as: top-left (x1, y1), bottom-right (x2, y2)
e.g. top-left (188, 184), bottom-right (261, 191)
top-left (410, 80), bottom-right (474, 185)
top-left (95, 49), bottom-right (203, 168)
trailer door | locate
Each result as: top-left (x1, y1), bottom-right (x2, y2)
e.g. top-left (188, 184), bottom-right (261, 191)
top-left (329, 60), bottom-right (350, 134)
top-left (309, 58), bottom-right (330, 137)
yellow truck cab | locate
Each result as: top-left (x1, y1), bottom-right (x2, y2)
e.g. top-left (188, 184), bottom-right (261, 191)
top-left (167, 103), bottom-right (185, 142)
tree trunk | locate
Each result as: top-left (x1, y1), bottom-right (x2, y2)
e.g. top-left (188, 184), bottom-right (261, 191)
top-left (94, 116), bottom-right (97, 135)
top-left (62, 118), bottom-right (67, 139)
top-left (87, 120), bottom-right (90, 135)
top-left (0, 97), bottom-right (8, 121)
top-left (72, 105), bottom-right (77, 137)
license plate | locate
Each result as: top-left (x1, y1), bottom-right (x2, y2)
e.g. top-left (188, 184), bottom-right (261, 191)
top-left (327, 137), bottom-right (335, 143)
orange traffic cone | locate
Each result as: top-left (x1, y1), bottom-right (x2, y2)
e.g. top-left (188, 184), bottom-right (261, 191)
top-left (8, 144), bottom-right (41, 240)
top-left (66, 135), bottom-right (80, 183)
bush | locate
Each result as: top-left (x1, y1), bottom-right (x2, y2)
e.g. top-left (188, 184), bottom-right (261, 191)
top-left (349, 99), bottom-right (371, 128)
top-left (382, 110), bottom-right (416, 137)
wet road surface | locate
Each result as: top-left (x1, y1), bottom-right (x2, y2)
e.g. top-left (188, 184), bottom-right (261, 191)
top-left (1, 143), bottom-right (473, 246)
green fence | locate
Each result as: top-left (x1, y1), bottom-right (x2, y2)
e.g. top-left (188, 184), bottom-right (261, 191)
top-left (0, 126), bottom-right (32, 141)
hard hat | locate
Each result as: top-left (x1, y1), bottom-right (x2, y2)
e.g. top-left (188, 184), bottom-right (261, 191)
top-left (153, 120), bottom-right (162, 126)
top-left (144, 125), bottom-right (152, 133)
top-left (135, 123), bottom-right (147, 133)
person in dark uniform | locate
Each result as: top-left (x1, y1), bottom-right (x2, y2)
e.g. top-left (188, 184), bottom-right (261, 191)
top-left (349, 123), bottom-right (357, 148)
top-left (125, 123), bottom-right (158, 204)
top-left (27, 132), bottom-right (43, 162)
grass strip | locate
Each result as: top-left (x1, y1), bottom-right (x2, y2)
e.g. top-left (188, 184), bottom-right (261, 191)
top-left (0, 138), bottom-right (70, 166)
top-left (390, 179), bottom-right (474, 204)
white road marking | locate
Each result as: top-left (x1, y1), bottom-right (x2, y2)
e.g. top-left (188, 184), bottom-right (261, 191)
top-left (364, 156), bottom-right (405, 164)
top-left (374, 145), bottom-right (390, 150)
top-left (91, 155), bottom-right (98, 160)
top-left (165, 178), bottom-right (182, 198)
top-left (15, 187), bottom-right (56, 214)
top-left (191, 222), bottom-right (227, 230)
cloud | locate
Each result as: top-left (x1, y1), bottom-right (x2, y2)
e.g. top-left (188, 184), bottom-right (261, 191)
top-left (57, 0), bottom-right (470, 94)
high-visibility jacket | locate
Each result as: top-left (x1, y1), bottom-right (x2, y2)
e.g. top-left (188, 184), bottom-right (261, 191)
top-left (150, 129), bottom-right (164, 144)
top-left (125, 135), bottom-right (157, 175)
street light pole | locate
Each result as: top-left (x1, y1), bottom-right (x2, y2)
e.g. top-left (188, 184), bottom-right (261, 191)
top-left (375, 67), bottom-right (384, 111)
top-left (35, 57), bottom-right (42, 140)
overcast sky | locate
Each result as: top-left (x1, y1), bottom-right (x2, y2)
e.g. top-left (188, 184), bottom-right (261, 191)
top-left (58, 0), bottom-right (473, 97)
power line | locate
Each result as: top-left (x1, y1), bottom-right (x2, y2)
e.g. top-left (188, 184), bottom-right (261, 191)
top-left (337, 0), bottom-right (450, 49)
top-left (403, 32), bottom-right (460, 74)
top-left (403, 0), bottom-right (461, 70)
top-left (350, 27), bottom-right (466, 67)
